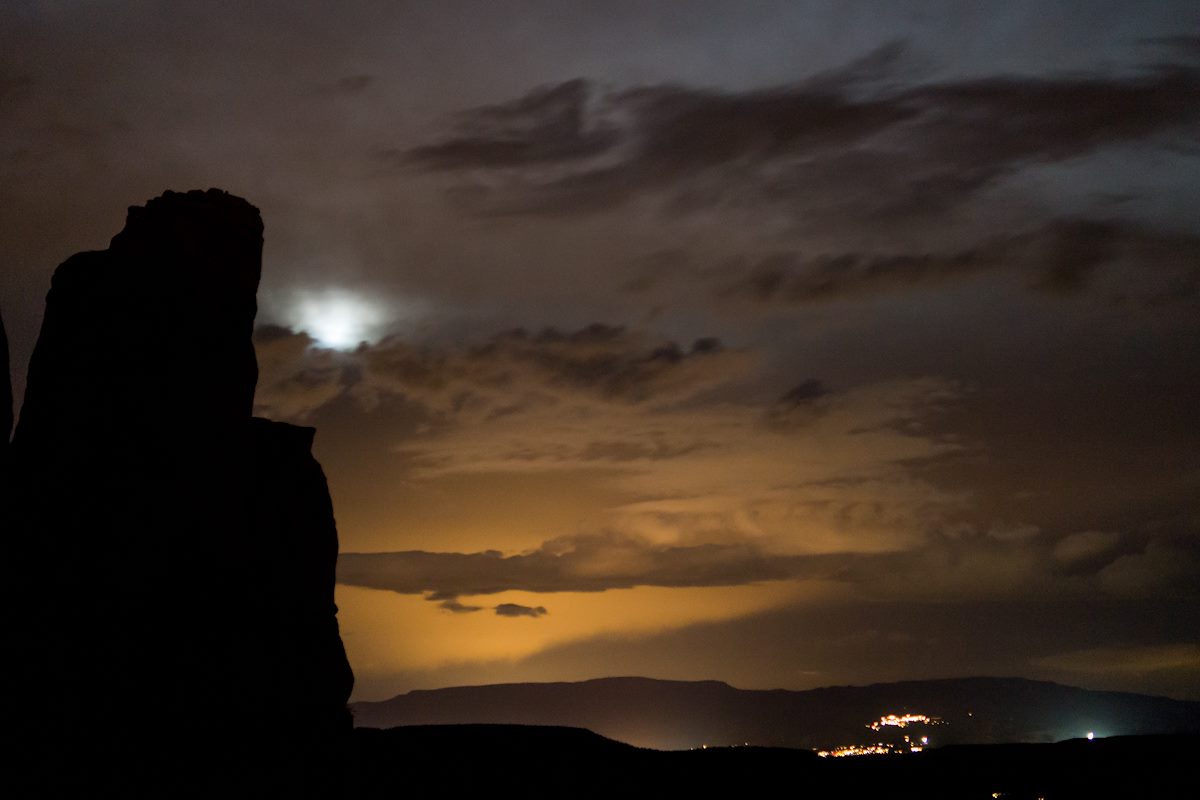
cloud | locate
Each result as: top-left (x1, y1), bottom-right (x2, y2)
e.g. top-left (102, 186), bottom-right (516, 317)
top-left (252, 325), bottom-right (347, 422)
top-left (333, 74), bottom-right (372, 94)
top-left (494, 603), bottom-right (548, 618)
top-left (250, 328), bottom-right (967, 561)
top-left (777, 378), bottom-right (829, 405)
top-left (401, 47), bottom-right (915, 215)
top-left (1098, 539), bottom-right (1200, 596)
top-left (713, 219), bottom-right (1200, 305)
top-left (337, 531), bottom-right (855, 601)
top-left (249, 322), bottom-right (745, 424)
top-left (402, 44), bottom-right (1200, 221)
top-left (717, 247), bottom-right (993, 303)
top-left (355, 323), bottom-right (748, 418)
top-left (1053, 530), bottom-right (1122, 566)
top-left (764, 379), bottom-right (832, 428)
top-left (257, 324), bottom-right (1036, 604)
top-left (340, 515), bottom-right (1103, 605)
top-left (404, 79), bottom-right (620, 170)
top-left (439, 599), bottom-right (483, 614)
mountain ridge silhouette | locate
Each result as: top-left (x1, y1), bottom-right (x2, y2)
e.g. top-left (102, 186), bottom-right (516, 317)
top-left (353, 675), bottom-right (1200, 750)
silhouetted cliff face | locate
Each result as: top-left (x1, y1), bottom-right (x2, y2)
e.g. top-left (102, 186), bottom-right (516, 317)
top-left (1, 309), bottom-right (10, 473)
top-left (15, 189), bottom-right (261, 456)
top-left (7, 190), bottom-right (353, 795)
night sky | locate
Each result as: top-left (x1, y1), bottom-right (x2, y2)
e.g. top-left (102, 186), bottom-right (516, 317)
top-left (3, 2), bottom-right (1198, 702)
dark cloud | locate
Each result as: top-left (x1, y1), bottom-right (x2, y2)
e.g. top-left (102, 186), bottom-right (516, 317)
top-left (895, 64), bottom-right (1200, 193)
top-left (339, 522), bottom-right (1200, 606)
top-left (778, 379), bottom-right (829, 405)
top-left (620, 249), bottom-right (693, 294)
top-left (494, 603), bottom-right (548, 618)
top-left (403, 45), bottom-right (1200, 219)
top-left (249, 323), bottom-right (742, 424)
top-left (403, 46), bottom-right (916, 214)
top-left (439, 599), bottom-right (483, 614)
top-left (764, 378), bottom-right (832, 429)
top-left (252, 326), bottom-right (348, 422)
top-left (405, 79), bottom-right (620, 170)
top-left (714, 219), bottom-right (1200, 304)
top-left (334, 74), bottom-right (373, 94)
top-left (801, 38), bottom-right (914, 93)
top-left (1026, 219), bottom-right (1128, 294)
top-left (337, 532), bottom-right (851, 600)
top-left (716, 238), bottom-right (994, 304)
top-left (253, 323), bottom-right (300, 343)
top-left (1052, 530), bottom-right (1125, 575)
top-left (357, 323), bottom-right (743, 412)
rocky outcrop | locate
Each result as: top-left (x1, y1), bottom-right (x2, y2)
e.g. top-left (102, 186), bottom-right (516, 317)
top-left (7, 190), bottom-right (353, 795)
top-left (1, 308), bottom-right (9, 473)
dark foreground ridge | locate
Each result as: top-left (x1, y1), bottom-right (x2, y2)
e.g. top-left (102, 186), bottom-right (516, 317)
top-left (352, 726), bottom-right (1195, 799)
top-left (2, 190), bottom-right (354, 795)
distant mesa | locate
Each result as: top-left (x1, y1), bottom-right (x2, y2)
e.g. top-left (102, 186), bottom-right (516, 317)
top-left (351, 675), bottom-right (1200, 752)
top-left (4, 189), bottom-right (354, 794)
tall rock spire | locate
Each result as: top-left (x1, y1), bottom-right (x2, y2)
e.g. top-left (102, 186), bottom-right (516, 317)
top-left (15, 189), bottom-right (262, 458)
top-left (8, 189), bottom-right (353, 795)
top-left (1, 307), bottom-right (10, 464)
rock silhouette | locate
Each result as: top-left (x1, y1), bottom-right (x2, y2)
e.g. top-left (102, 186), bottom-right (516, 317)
top-left (5, 189), bottom-right (353, 795)
top-left (1, 309), bottom-right (9, 477)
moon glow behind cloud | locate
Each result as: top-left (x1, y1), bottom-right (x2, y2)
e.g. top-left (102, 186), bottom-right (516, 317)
top-left (289, 289), bottom-right (391, 350)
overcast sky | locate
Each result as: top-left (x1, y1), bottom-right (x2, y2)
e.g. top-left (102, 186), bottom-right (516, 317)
top-left (3, 1), bottom-right (1199, 702)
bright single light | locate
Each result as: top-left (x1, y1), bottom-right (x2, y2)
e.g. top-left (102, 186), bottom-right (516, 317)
top-left (1086, 732), bottom-right (1094, 740)
top-left (291, 289), bottom-right (389, 350)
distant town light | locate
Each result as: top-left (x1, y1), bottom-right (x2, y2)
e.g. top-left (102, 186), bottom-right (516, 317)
top-left (1086, 731), bottom-right (1094, 741)
top-left (820, 711), bottom-right (946, 757)
top-left (867, 712), bottom-right (943, 731)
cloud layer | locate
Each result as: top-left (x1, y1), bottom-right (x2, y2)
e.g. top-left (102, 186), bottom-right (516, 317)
top-left (405, 44), bottom-right (1200, 226)
top-left (5, 5), bottom-right (1199, 702)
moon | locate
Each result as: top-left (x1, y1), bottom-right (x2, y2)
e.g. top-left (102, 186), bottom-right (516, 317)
top-left (290, 289), bottom-right (388, 350)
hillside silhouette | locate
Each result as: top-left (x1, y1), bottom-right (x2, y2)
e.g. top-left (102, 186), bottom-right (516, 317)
top-left (353, 675), bottom-right (1200, 750)
top-left (3, 189), bottom-right (353, 795)
top-left (349, 680), bottom-right (1197, 797)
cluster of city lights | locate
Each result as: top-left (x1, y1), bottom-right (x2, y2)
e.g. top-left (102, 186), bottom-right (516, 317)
top-left (867, 712), bottom-right (943, 731)
top-left (817, 743), bottom-right (895, 757)
top-left (816, 741), bottom-right (927, 758)
top-left (817, 711), bottom-right (941, 757)
top-left (814, 714), bottom-right (1099, 759)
